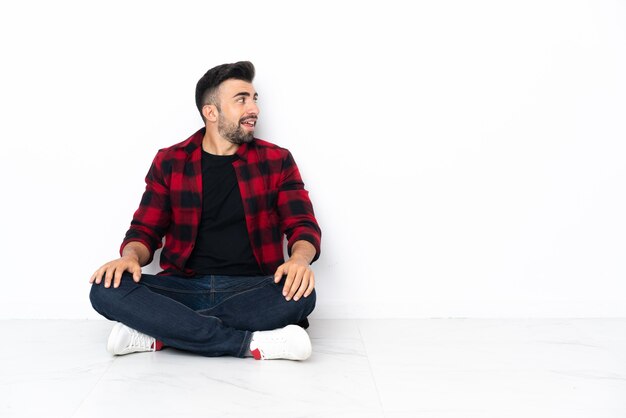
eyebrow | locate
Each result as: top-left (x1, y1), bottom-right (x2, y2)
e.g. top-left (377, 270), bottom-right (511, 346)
top-left (233, 92), bottom-right (258, 99)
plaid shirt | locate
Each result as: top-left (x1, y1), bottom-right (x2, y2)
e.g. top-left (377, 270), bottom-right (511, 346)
top-left (120, 128), bottom-right (321, 276)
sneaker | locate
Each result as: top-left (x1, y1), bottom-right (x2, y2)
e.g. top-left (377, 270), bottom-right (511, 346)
top-left (249, 325), bottom-right (312, 360)
top-left (106, 322), bottom-right (161, 355)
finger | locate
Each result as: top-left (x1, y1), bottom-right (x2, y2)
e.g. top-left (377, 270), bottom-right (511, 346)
top-left (293, 272), bottom-right (310, 301)
top-left (282, 266), bottom-right (296, 298)
top-left (286, 268), bottom-right (304, 301)
top-left (93, 267), bottom-right (105, 285)
top-left (104, 268), bottom-right (114, 288)
top-left (113, 267), bottom-right (124, 288)
top-left (274, 265), bottom-right (284, 283)
top-left (304, 273), bottom-right (315, 297)
top-left (131, 264), bottom-right (142, 282)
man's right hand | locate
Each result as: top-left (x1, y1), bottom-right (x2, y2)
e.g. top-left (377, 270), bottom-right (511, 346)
top-left (90, 242), bottom-right (150, 289)
top-left (89, 255), bottom-right (142, 289)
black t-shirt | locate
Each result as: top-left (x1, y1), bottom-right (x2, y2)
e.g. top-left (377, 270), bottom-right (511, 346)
top-left (185, 150), bottom-right (264, 276)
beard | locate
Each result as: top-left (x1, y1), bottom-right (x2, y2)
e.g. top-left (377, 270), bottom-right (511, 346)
top-left (217, 113), bottom-right (255, 145)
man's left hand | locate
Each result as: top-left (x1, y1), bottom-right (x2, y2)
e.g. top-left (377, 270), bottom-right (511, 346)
top-left (274, 255), bottom-right (315, 301)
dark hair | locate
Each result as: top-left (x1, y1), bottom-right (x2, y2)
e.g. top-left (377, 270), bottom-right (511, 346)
top-left (195, 61), bottom-right (255, 120)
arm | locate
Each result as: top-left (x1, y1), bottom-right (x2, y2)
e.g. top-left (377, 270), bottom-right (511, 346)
top-left (90, 151), bottom-right (172, 288)
top-left (119, 150), bottom-right (172, 264)
top-left (273, 151), bottom-right (322, 301)
top-left (276, 151), bottom-right (321, 262)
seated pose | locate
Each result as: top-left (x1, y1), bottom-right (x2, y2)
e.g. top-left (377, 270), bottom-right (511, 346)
top-left (89, 61), bottom-right (321, 360)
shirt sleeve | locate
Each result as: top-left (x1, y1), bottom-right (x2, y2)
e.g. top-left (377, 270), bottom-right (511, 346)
top-left (119, 150), bottom-right (172, 264)
top-left (277, 151), bottom-right (322, 263)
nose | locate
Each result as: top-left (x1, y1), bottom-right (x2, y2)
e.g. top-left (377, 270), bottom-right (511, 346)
top-left (246, 100), bottom-right (259, 116)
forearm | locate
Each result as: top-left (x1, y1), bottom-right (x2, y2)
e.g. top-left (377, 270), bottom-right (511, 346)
top-left (289, 240), bottom-right (316, 265)
top-left (121, 241), bottom-right (151, 267)
top-left (278, 151), bottom-right (322, 264)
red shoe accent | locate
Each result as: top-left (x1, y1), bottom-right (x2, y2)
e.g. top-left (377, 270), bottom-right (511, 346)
top-left (152, 340), bottom-right (164, 351)
top-left (251, 348), bottom-right (262, 360)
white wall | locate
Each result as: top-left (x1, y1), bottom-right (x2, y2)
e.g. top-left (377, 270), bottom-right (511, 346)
top-left (0, 0), bottom-right (624, 319)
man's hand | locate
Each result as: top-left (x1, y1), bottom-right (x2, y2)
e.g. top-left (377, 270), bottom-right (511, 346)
top-left (274, 240), bottom-right (317, 301)
top-left (90, 242), bottom-right (150, 288)
top-left (274, 254), bottom-right (315, 301)
top-left (89, 255), bottom-right (142, 289)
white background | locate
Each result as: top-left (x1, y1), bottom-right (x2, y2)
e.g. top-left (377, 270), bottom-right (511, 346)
top-left (0, 0), bottom-right (624, 319)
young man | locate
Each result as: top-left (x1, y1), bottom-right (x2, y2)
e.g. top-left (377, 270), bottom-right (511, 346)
top-left (89, 61), bottom-right (321, 361)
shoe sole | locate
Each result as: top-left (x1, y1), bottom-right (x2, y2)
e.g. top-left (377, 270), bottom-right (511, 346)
top-left (106, 322), bottom-right (124, 355)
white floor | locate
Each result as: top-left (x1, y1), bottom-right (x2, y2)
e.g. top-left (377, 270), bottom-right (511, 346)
top-left (1, 319), bottom-right (625, 418)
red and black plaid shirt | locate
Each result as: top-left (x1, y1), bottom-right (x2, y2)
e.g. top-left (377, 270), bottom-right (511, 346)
top-left (120, 128), bottom-right (321, 276)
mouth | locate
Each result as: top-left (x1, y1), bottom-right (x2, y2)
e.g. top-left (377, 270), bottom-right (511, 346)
top-left (240, 117), bottom-right (257, 130)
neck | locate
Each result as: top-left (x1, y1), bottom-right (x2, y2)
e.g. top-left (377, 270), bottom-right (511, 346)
top-left (202, 127), bottom-right (239, 156)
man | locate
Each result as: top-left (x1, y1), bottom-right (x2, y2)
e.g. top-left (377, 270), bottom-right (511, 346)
top-left (89, 61), bottom-right (321, 361)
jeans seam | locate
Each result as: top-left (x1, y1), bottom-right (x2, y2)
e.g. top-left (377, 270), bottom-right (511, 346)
top-left (197, 281), bottom-right (273, 314)
top-left (142, 283), bottom-right (211, 295)
top-left (238, 330), bottom-right (253, 357)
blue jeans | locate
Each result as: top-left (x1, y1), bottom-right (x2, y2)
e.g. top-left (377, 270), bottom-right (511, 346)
top-left (89, 273), bottom-right (316, 358)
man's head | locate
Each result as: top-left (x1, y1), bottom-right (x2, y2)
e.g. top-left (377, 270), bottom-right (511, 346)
top-left (195, 61), bottom-right (259, 145)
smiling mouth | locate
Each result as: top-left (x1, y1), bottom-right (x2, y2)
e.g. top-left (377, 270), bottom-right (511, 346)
top-left (241, 118), bottom-right (257, 128)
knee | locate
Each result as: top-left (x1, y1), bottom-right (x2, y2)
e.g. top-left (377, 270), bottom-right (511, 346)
top-left (89, 283), bottom-right (108, 317)
top-left (299, 288), bottom-right (316, 317)
top-left (284, 288), bottom-right (315, 322)
top-left (89, 282), bottom-right (119, 317)
top-left (89, 273), bottom-right (133, 317)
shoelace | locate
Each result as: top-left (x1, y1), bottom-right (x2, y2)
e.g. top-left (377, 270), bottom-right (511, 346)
top-left (128, 329), bottom-right (154, 351)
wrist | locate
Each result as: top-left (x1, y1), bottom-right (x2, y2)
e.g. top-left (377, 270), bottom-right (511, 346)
top-left (121, 253), bottom-right (140, 263)
top-left (289, 253), bottom-right (311, 265)
top-left (290, 240), bottom-right (316, 265)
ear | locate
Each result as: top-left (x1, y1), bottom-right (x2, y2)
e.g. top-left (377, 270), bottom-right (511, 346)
top-left (202, 104), bottom-right (218, 123)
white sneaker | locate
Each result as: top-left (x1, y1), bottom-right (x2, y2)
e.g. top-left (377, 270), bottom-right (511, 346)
top-left (249, 325), bottom-right (312, 360)
top-left (107, 322), bottom-right (160, 355)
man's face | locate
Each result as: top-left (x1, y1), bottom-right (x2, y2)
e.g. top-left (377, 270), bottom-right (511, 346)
top-left (215, 79), bottom-right (259, 145)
